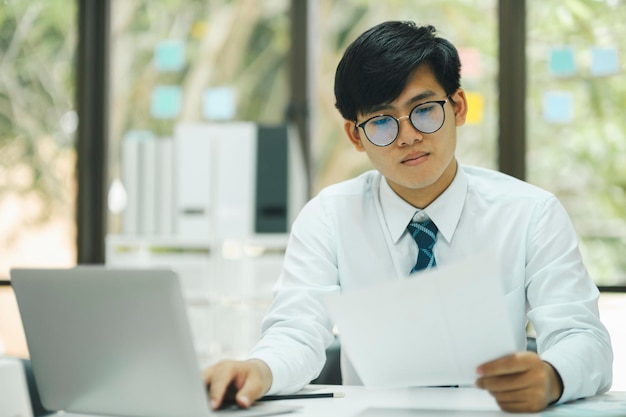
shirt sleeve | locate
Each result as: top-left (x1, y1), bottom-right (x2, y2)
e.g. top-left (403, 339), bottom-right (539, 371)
top-left (247, 195), bottom-right (339, 394)
top-left (525, 196), bottom-right (613, 403)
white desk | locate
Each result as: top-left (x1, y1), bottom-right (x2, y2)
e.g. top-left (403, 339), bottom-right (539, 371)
top-left (269, 386), bottom-right (626, 417)
top-left (0, 357), bottom-right (33, 417)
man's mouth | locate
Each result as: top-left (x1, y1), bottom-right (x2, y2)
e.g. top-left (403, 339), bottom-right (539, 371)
top-left (402, 152), bottom-right (429, 165)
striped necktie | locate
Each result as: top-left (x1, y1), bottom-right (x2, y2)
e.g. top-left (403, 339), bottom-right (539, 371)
top-left (407, 217), bottom-right (438, 274)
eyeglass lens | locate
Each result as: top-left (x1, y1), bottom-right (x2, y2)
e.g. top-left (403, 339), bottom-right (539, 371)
top-left (363, 101), bottom-right (446, 146)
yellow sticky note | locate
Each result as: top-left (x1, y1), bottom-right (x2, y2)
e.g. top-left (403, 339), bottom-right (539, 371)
top-left (465, 92), bottom-right (484, 125)
top-left (191, 21), bottom-right (207, 39)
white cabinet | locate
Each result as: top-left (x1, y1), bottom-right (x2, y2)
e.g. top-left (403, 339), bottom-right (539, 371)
top-left (105, 234), bottom-right (287, 368)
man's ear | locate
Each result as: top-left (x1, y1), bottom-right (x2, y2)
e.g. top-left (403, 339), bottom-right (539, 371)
top-left (344, 120), bottom-right (366, 152)
top-left (451, 89), bottom-right (468, 127)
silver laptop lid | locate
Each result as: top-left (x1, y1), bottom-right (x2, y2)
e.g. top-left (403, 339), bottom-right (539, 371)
top-left (11, 267), bottom-right (209, 417)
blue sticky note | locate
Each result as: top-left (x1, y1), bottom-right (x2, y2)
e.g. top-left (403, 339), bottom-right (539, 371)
top-left (123, 130), bottom-right (155, 142)
top-left (549, 47), bottom-right (576, 76)
top-left (154, 40), bottom-right (186, 72)
top-left (543, 92), bottom-right (574, 124)
top-left (151, 86), bottom-right (182, 119)
top-left (202, 87), bottom-right (237, 120)
top-left (591, 47), bottom-right (619, 76)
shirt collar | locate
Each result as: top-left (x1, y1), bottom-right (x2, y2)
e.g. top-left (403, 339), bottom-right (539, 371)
top-left (379, 165), bottom-right (468, 244)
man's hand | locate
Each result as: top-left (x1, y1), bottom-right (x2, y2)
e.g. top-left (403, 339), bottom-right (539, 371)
top-left (475, 352), bottom-right (563, 413)
top-left (204, 359), bottom-right (273, 410)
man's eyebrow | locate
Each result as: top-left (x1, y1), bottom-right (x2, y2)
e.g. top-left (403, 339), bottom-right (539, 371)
top-left (367, 102), bottom-right (393, 114)
top-left (406, 90), bottom-right (438, 106)
top-left (365, 90), bottom-right (439, 115)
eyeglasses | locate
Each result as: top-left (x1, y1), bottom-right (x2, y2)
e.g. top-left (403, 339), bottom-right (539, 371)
top-left (356, 98), bottom-right (449, 147)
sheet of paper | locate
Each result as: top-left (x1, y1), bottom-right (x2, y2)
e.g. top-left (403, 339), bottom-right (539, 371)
top-left (324, 250), bottom-right (517, 388)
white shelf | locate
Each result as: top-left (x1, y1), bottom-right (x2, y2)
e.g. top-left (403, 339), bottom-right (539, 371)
top-left (105, 234), bottom-right (288, 367)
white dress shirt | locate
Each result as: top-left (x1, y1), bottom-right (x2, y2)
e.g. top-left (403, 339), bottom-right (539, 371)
top-left (248, 164), bottom-right (613, 403)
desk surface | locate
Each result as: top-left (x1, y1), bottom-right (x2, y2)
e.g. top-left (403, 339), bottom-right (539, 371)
top-left (271, 386), bottom-right (626, 417)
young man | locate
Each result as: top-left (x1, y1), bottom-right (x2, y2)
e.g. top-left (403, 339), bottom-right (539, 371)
top-left (205, 21), bottom-right (613, 413)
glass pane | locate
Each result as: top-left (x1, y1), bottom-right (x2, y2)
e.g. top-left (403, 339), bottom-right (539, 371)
top-left (527, 0), bottom-right (626, 286)
top-left (107, 0), bottom-right (290, 235)
top-left (312, 0), bottom-right (498, 193)
top-left (0, 1), bottom-right (77, 280)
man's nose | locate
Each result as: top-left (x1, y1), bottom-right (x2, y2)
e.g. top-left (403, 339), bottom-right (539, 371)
top-left (396, 115), bottom-right (423, 145)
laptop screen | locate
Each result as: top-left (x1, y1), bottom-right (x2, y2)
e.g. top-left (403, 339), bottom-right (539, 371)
top-left (11, 267), bottom-right (210, 417)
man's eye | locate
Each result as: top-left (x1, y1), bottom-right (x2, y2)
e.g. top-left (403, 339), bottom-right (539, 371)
top-left (414, 104), bottom-right (436, 115)
top-left (371, 117), bottom-right (393, 127)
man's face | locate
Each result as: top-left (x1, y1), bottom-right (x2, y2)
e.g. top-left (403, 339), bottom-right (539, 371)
top-left (344, 64), bottom-right (467, 208)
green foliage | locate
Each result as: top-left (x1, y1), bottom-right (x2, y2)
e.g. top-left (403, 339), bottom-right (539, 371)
top-left (0, 0), bottom-right (77, 228)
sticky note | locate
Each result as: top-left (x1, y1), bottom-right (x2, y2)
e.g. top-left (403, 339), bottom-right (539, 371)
top-left (151, 86), bottom-right (182, 119)
top-left (191, 21), bottom-right (207, 39)
top-left (458, 48), bottom-right (482, 79)
top-left (123, 130), bottom-right (155, 142)
top-left (549, 47), bottom-right (576, 77)
top-left (543, 92), bottom-right (574, 124)
top-left (202, 87), bottom-right (237, 120)
top-left (154, 40), bottom-right (186, 72)
top-left (465, 91), bottom-right (485, 124)
top-left (591, 47), bottom-right (619, 76)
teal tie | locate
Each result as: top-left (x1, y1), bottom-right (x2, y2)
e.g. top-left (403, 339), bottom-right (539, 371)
top-left (407, 218), bottom-right (438, 274)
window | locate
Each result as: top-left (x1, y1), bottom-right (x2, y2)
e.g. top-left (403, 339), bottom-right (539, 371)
top-left (0, 0), bottom-right (77, 358)
top-left (0, 0), bottom-right (77, 279)
top-left (527, 0), bottom-right (626, 286)
top-left (107, 0), bottom-right (291, 235)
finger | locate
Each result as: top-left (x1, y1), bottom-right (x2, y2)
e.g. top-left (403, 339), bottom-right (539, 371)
top-left (491, 386), bottom-right (547, 413)
top-left (476, 372), bottom-right (530, 393)
top-left (235, 376), bottom-right (265, 409)
top-left (206, 362), bottom-right (237, 410)
top-left (234, 359), bottom-right (273, 408)
top-left (477, 356), bottom-right (548, 393)
top-left (497, 398), bottom-right (541, 413)
top-left (491, 385), bottom-right (543, 403)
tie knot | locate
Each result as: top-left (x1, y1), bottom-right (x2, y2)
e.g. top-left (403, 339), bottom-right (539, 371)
top-left (407, 218), bottom-right (438, 247)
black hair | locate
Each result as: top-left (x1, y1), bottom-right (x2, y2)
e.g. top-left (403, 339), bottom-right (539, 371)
top-left (334, 21), bottom-right (461, 121)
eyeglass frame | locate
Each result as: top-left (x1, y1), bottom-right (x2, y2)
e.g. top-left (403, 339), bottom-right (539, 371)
top-left (355, 97), bottom-right (450, 147)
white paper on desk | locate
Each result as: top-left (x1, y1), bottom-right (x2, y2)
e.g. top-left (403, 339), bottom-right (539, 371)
top-left (324, 250), bottom-right (517, 389)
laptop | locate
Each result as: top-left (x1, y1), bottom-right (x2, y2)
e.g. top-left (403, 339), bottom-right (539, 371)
top-left (10, 267), bottom-right (298, 417)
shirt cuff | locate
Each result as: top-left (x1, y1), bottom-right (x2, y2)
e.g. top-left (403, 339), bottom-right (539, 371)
top-left (247, 345), bottom-right (310, 396)
top-left (541, 351), bottom-right (582, 404)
